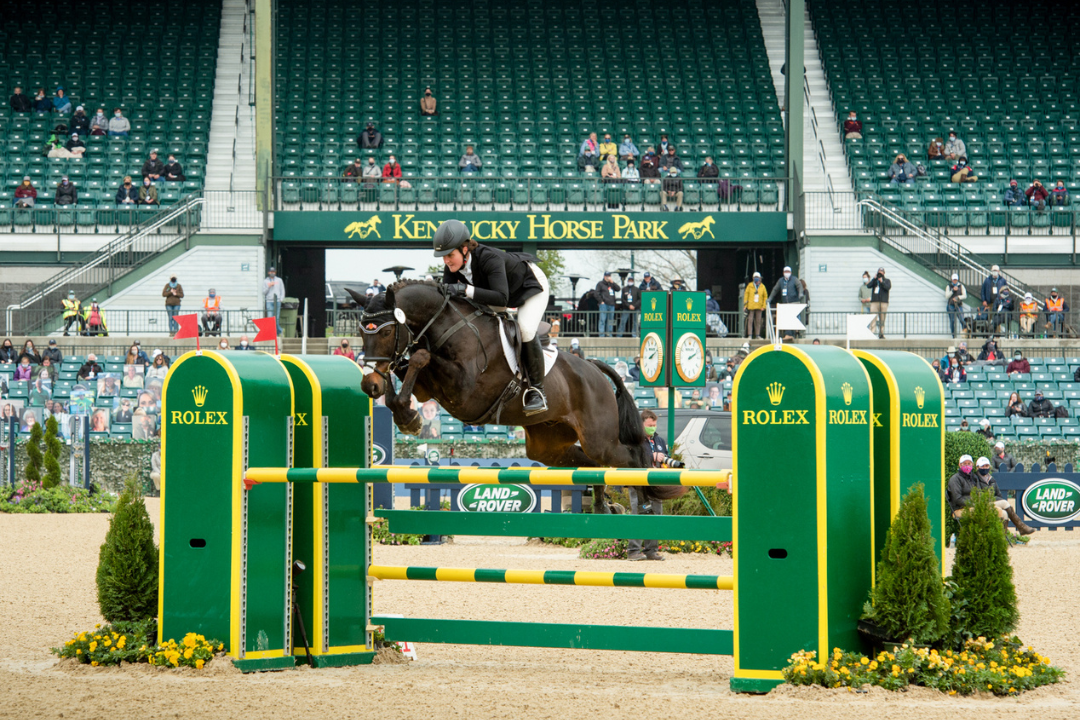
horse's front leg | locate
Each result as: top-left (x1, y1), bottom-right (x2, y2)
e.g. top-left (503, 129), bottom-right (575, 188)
top-left (386, 351), bottom-right (431, 436)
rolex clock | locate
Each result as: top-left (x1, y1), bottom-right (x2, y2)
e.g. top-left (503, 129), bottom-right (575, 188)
top-left (673, 331), bottom-right (705, 384)
top-left (671, 290), bottom-right (707, 387)
top-left (638, 291), bottom-right (670, 386)
top-left (639, 331), bottom-right (665, 384)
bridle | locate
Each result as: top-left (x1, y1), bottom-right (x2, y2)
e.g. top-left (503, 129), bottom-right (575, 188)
top-left (359, 286), bottom-right (453, 385)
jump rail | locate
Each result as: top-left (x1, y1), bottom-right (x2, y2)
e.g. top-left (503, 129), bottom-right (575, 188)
top-left (244, 465), bottom-right (732, 487)
top-left (368, 565), bottom-right (734, 590)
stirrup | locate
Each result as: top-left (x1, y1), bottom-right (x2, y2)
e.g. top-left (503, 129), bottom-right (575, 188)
top-left (522, 386), bottom-right (548, 415)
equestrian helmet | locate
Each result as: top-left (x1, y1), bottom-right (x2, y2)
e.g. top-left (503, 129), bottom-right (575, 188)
top-left (433, 219), bottom-right (471, 257)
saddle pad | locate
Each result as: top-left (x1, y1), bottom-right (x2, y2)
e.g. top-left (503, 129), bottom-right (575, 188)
top-left (498, 318), bottom-right (558, 377)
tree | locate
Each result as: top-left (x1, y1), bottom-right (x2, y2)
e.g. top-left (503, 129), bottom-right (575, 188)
top-left (96, 477), bottom-right (159, 623)
top-left (535, 250), bottom-right (566, 283)
top-left (944, 431), bottom-right (992, 473)
top-left (42, 415), bottom-right (63, 489)
top-left (582, 249), bottom-right (697, 290)
top-left (24, 421), bottom-right (43, 484)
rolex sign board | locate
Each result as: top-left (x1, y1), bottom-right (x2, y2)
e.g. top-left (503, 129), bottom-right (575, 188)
top-left (671, 291), bottom-right (707, 387)
top-left (639, 291), bottom-right (669, 387)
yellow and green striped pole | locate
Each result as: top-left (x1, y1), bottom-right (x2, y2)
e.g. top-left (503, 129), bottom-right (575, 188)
top-left (245, 465), bottom-right (731, 487)
top-left (369, 565), bottom-right (733, 590)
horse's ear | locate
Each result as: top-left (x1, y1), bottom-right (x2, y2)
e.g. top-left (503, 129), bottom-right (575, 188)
top-left (384, 287), bottom-right (396, 309)
top-left (344, 287), bottom-right (368, 308)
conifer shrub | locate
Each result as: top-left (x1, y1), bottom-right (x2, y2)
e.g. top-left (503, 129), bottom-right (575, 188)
top-left (43, 416), bottom-right (63, 489)
top-left (96, 477), bottom-right (158, 622)
top-left (24, 421), bottom-right (43, 484)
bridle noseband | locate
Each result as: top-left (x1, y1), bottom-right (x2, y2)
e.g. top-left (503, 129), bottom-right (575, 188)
top-left (359, 286), bottom-right (454, 385)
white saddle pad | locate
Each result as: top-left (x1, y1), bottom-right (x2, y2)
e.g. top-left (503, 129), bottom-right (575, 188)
top-left (498, 318), bottom-right (558, 377)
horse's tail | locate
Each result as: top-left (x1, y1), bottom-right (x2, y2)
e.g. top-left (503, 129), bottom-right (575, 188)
top-left (589, 359), bottom-right (650, 468)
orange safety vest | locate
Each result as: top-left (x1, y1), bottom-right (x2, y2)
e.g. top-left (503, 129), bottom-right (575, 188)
top-left (203, 296), bottom-right (221, 311)
top-left (1020, 300), bottom-right (1038, 318)
top-left (1046, 297), bottom-right (1064, 312)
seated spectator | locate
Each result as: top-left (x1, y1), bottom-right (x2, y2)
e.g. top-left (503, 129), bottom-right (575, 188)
top-left (1004, 179), bottom-right (1026, 207)
top-left (142, 151), bottom-right (165, 182)
top-left (42, 339), bottom-right (62, 366)
top-left (618, 134), bottom-right (640, 161)
top-left (945, 356), bottom-right (967, 383)
top-left (888, 154), bottom-right (916, 184)
top-left (662, 168), bottom-right (683, 212)
top-left (598, 133), bottom-right (617, 162)
top-left (1051, 180), bottom-right (1070, 207)
top-left (201, 288), bottom-right (222, 336)
top-left (992, 441), bottom-right (1017, 471)
top-left (1018, 292), bottom-right (1039, 335)
top-left (14, 357), bottom-right (33, 381)
top-left (77, 354), bottom-right (103, 380)
top-left (956, 341), bottom-right (974, 364)
top-left (622, 158), bottom-right (640, 182)
top-left (54, 177), bottom-right (77, 206)
top-left (139, 178), bottom-right (159, 205)
top-left (1028, 390), bottom-right (1055, 418)
top-left (640, 148), bottom-right (661, 184)
top-left (52, 87), bottom-right (72, 115)
top-left (115, 176), bottom-right (138, 205)
top-left (419, 87), bottom-right (437, 116)
top-left (601, 155), bottom-right (621, 182)
top-left (976, 418), bottom-right (995, 441)
top-left (359, 122), bottom-right (382, 149)
top-left (70, 106), bottom-right (89, 135)
top-left (32, 88), bottom-right (51, 113)
top-left (951, 157), bottom-right (977, 183)
top-left (659, 146), bottom-right (684, 172)
top-left (0, 339), bottom-right (18, 363)
top-left (1044, 287), bottom-right (1069, 337)
top-left (342, 158), bottom-right (365, 181)
top-left (108, 108), bottom-right (130, 136)
top-left (362, 156), bottom-right (381, 184)
top-left (658, 133), bottom-right (672, 154)
top-left (928, 137), bottom-right (945, 160)
top-left (382, 155), bottom-right (403, 183)
top-left (458, 145), bottom-right (482, 173)
top-left (978, 337), bottom-right (1004, 363)
top-left (236, 335), bottom-right (254, 350)
top-left (332, 339), bottom-right (355, 360)
top-left (697, 156), bottom-right (719, 184)
top-left (89, 107), bottom-right (108, 135)
top-left (9, 86), bottom-right (31, 113)
top-left (14, 177), bottom-right (37, 208)
top-left (843, 111), bottom-right (862, 139)
top-left (944, 132), bottom-right (966, 160)
top-left (1026, 180), bottom-right (1049, 212)
top-left (578, 132), bottom-right (599, 172)
top-left (1006, 351), bottom-right (1030, 375)
top-left (65, 133), bottom-right (86, 155)
top-left (18, 340), bottom-right (41, 365)
top-left (147, 353), bottom-right (168, 379)
top-left (163, 155), bottom-right (185, 182)
top-left (1006, 392), bottom-right (1028, 417)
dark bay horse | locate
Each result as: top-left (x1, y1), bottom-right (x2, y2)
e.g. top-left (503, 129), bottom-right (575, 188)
top-left (349, 281), bottom-right (649, 476)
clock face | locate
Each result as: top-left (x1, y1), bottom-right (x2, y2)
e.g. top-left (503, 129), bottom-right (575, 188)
top-left (674, 332), bottom-right (705, 384)
top-left (640, 332), bottom-right (664, 384)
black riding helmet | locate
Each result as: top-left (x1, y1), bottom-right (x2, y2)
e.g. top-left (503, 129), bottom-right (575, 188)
top-left (433, 219), bottom-right (470, 257)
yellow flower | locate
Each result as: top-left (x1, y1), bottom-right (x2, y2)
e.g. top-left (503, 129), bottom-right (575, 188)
top-left (868, 661), bottom-right (878, 670)
top-left (195, 659), bottom-right (205, 670)
top-left (103, 637), bottom-right (111, 647)
top-left (860, 657), bottom-right (869, 665)
top-left (76, 649), bottom-right (82, 655)
top-left (89, 641), bottom-right (97, 652)
top-left (91, 661), bottom-right (98, 667)
top-left (117, 637), bottom-right (126, 649)
top-left (170, 656), bottom-right (179, 667)
top-left (217, 644), bottom-right (224, 651)
top-left (184, 648), bottom-right (194, 660)
top-left (184, 634), bottom-right (198, 648)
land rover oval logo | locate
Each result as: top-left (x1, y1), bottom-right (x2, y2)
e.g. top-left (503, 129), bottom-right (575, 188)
top-left (457, 484), bottom-right (537, 513)
top-left (1021, 478), bottom-right (1080, 524)
top-left (371, 444), bottom-right (387, 466)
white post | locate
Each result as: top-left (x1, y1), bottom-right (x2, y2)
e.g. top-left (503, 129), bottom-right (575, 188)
top-left (301, 298), bottom-right (308, 355)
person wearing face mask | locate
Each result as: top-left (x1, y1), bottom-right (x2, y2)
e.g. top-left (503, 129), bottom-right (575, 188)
top-left (218, 339), bottom-right (230, 350)
top-left (743, 271), bottom-right (768, 339)
top-left (950, 156), bottom-right (977, 184)
top-left (1050, 180), bottom-right (1070, 207)
top-left (618, 278), bottom-right (641, 338)
top-left (65, 132), bottom-right (86, 156)
top-left (866, 267), bottom-right (891, 338)
top-left (943, 132), bottom-right (966, 161)
top-left (116, 176), bottom-right (138, 205)
top-left (163, 155), bottom-right (185, 182)
top-left (622, 158), bottom-right (640, 182)
top-left (162, 275), bottom-right (184, 333)
top-left (991, 442), bottom-right (1017, 472)
top-left (343, 157), bottom-right (366, 182)
top-left (618, 134), bottom-right (639, 162)
top-left (990, 286), bottom-right (1013, 335)
top-left (1005, 350), bottom-right (1030, 376)
top-left (333, 339), bottom-right (355, 360)
top-left (843, 111), bottom-right (862, 139)
top-left (14, 176), bottom-right (37, 208)
top-left (598, 134), bottom-right (617, 163)
top-left (89, 107), bottom-right (109, 135)
top-left (382, 155), bottom-right (402, 184)
top-left (979, 265), bottom-right (1006, 314)
top-left (419, 87), bottom-right (437, 116)
top-left (82, 299), bottom-right (108, 336)
top-left (1028, 390), bottom-right (1056, 419)
top-left (976, 418), bottom-right (995, 441)
top-left (948, 455), bottom-right (1033, 535)
top-left (14, 357), bottom-right (33, 381)
top-left (697, 156), bottom-right (719, 186)
top-left (458, 145), bottom-right (482, 174)
top-left (54, 176), bottom-right (77, 206)
top-left (61, 290), bottom-right (84, 336)
top-left (236, 334), bottom-right (254, 350)
top-left (1017, 292), bottom-right (1038, 336)
top-left (1025, 179), bottom-right (1049, 213)
top-left (108, 108), bottom-right (130, 136)
top-left (977, 337), bottom-right (1002, 363)
top-left (927, 136), bottom-right (945, 160)
top-left (359, 122), bottom-right (383, 149)
top-left (859, 271), bottom-right (873, 314)
top-left (1003, 179), bottom-right (1026, 207)
top-left (769, 266), bottom-right (805, 313)
top-left (202, 288), bottom-right (222, 337)
top-left (662, 167), bottom-right (683, 211)
top-left (139, 177), bottom-right (159, 205)
top-left (362, 156), bottom-right (381, 187)
top-left (628, 409), bottom-right (670, 562)
top-left (888, 153), bottom-right (916, 184)
top-left (639, 147), bottom-right (660, 184)
top-left (17, 340), bottom-right (41, 366)
top-left (1044, 288), bottom-right (1069, 337)
top-left (70, 105), bottom-right (89, 135)
top-left (945, 273), bottom-right (967, 338)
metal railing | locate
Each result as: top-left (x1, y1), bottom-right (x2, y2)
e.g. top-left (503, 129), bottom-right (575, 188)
top-left (273, 176), bottom-right (787, 214)
top-left (806, 310), bottom-right (1076, 339)
top-left (2, 309), bottom-right (266, 338)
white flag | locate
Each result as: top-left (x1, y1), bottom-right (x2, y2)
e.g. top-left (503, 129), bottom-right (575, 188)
top-left (775, 303), bottom-right (807, 331)
top-left (846, 314), bottom-right (878, 340)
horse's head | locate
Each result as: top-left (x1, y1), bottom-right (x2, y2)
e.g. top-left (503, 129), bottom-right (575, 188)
top-left (355, 280), bottom-right (443, 398)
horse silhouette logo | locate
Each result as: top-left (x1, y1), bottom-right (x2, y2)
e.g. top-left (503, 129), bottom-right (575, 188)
top-left (678, 216), bottom-right (716, 240)
top-left (344, 216), bottom-right (382, 239)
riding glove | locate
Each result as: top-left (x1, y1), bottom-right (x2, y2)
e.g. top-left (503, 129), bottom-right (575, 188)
top-left (446, 283), bottom-right (469, 296)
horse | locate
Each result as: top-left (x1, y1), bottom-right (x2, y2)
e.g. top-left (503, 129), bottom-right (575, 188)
top-left (348, 280), bottom-right (650, 507)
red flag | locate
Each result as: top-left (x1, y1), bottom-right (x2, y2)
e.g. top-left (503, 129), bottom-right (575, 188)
top-left (173, 314), bottom-right (200, 340)
top-left (252, 316), bottom-right (278, 343)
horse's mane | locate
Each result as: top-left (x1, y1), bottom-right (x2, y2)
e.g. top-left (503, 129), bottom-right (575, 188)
top-left (388, 278), bottom-right (438, 294)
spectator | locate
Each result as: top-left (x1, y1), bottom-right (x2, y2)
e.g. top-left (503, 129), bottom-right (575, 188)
top-left (139, 178), bottom-right (159, 205)
top-left (108, 108), bottom-right (130, 136)
top-left (639, 148), bottom-right (660, 184)
top-left (1006, 351), bottom-right (1030, 375)
top-left (201, 288), bottom-right (222, 336)
top-left (1025, 180), bottom-right (1049, 213)
top-left (697, 156), bottom-right (719, 185)
top-left (578, 132), bottom-right (599, 172)
top-left (1028, 390), bottom-right (1055, 418)
top-left (639, 272), bottom-right (661, 292)
top-left (89, 107), bottom-right (108, 135)
top-left (622, 158), bottom-right (640, 182)
top-left (662, 168), bottom-right (683, 211)
top-left (367, 278), bottom-right (385, 296)
top-left (659, 146), bottom-right (684, 172)
top-left (147, 353), bottom-right (169, 380)
top-left (955, 341), bottom-right (974, 364)
top-left (77, 354), bottom-right (103, 380)
top-left (980, 265), bottom-right (1007, 307)
top-left (628, 356), bottom-right (641, 382)
top-left (1051, 180), bottom-right (1070, 207)
top-left (595, 271), bottom-right (619, 337)
top-left (888, 153), bottom-right (916, 184)
top-left (0, 339), bottom-right (17, 363)
top-left (31, 88), bottom-right (52, 113)
top-left (930, 358), bottom-right (944, 379)
top-left (978, 337), bottom-right (1004, 363)
top-left (163, 155), bottom-right (185, 182)
top-left (991, 442), bottom-right (1017, 472)
top-left (419, 87), bottom-right (437, 116)
top-left (162, 274), bottom-right (184, 333)
top-left (359, 122), bottom-right (382, 149)
top-left (1018, 292), bottom-right (1039, 336)
top-left (1044, 288), bottom-right (1068, 337)
top-left (217, 338), bottom-right (230, 350)
top-left (598, 133), bottom-right (617, 162)
top-left (618, 280), bottom-right (641, 337)
top-left (951, 157), bottom-right (977, 184)
top-left (658, 134), bottom-right (671, 154)
top-left (52, 87), bottom-right (72, 115)
top-left (42, 339), bottom-right (62, 366)
top-left (142, 151), bottom-right (165, 182)
top-left (601, 155), bottom-right (621, 182)
top-left (928, 137), bottom-right (946, 160)
top-left (945, 273), bottom-right (966, 338)
top-left (342, 158), bottom-right (365, 181)
top-left (843, 111), bottom-right (862, 139)
top-left (236, 335), bottom-right (254, 350)
top-left (1006, 392), bottom-right (1028, 418)
top-left (628, 409), bottom-right (668, 561)
top-left (769, 267), bottom-right (805, 314)
top-left (976, 418), bottom-right (995, 441)
top-left (42, 126), bottom-right (65, 157)
top-left (124, 343), bottom-right (148, 368)
top-left (990, 286), bottom-right (1014, 334)
top-left (14, 177), bottom-right (37, 208)
top-left (618, 134), bottom-right (640, 161)
top-left (382, 155), bottom-right (403, 183)
top-left (458, 145), bottom-right (482, 173)
top-left (362, 156), bottom-right (381, 184)
top-left (17, 340), bottom-right (41, 365)
top-left (867, 267), bottom-right (891, 338)
top-left (944, 132), bottom-right (966, 160)
top-left (9, 86), bottom-right (31, 113)
top-left (744, 271), bottom-right (768, 339)
top-left (115, 176), bottom-right (138, 205)
top-left (1004, 179), bottom-right (1025, 207)
top-left (264, 267), bottom-right (285, 334)
top-left (854, 270), bottom-right (872, 314)
top-left (14, 358), bottom-right (33, 381)
top-left (70, 106), bottom-right (89, 135)
top-left (947, 455), bottom-right (1034, 535)
top-left (64, 132), bottom-right (86, 156)
top-left (54, 176), bottom-right (77, 206)
top-left (568, 338), bottom-right (585, 359)
top-left (333, 339), bottom-right (355, 360)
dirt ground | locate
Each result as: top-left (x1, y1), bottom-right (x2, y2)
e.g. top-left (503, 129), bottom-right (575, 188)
top-left (1, 499), bottom-right (1077, 720)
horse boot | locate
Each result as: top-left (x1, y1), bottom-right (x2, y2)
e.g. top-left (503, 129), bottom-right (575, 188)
top-left (1005, 506), bottom-right (1035, 535)
top-left (522, 336), bottom-right (548, 416)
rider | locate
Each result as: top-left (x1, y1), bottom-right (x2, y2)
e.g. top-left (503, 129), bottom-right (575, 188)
top-left (433, 219), bottom-right (551, 415)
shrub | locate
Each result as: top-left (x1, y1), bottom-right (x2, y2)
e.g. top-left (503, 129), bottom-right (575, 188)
top-left (862, 484), bottom-right (950, 645)
top-left (945, 431), bottom-right (993, 473)
top-left (578, 538), bottom-right (628, 559)
top-left (664, 486), bottom-right (732, 517)
top-left (1, 481), bottom-right (113, 513)
top-left (23, 422), bottom-right (43, 484)
top-left (52, 620), bottom-right (156, 666)
top-left (96, 477), bottom-right (158, 622)
top-left (43, 416), bottom-right (63, 489)
top-left (949, 488), bottom-right (1019, 644)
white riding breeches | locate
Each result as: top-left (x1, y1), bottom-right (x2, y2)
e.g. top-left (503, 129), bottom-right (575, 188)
top-left (517, 263), bottom-right (550, 342)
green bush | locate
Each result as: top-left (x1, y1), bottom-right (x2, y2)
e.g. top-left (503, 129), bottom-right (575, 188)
top-left (664, 487), bottom-right (732, 517)
top-left (945, 432), bottom-right (993, 473)
top-left (948, 488), bottom-right (1019, 644)
top-left (862, 484), bottom-right (950, 645)
top-left (43, 416), bottom-right (63, 489)
top-left (24, 422), bottom-right (43, 484)
top-left (96, 477), bottom-right (158, 623)
top-left (1, 482), bottom-right (114, 513)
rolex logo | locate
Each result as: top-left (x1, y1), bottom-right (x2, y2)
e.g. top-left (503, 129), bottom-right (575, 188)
top-left (685, 297), bottom-right (693, 310)
top-left (766, 382), bottom-right (785, 406)
top-left (651, 297), bottom-right (657, 311)
top-left (915, 386), bottom-right (925, 410)
top-left (192, 385), bottom-right (209, 407)
top-left (842, 382), bottom-right (853, 406)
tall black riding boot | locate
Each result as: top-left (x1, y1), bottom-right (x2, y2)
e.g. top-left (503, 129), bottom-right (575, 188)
top-left (522, 336), bottom-right (548, 415)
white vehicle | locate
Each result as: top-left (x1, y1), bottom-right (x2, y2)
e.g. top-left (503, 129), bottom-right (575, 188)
top-left (653, 409), bottom-right (731, 470)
